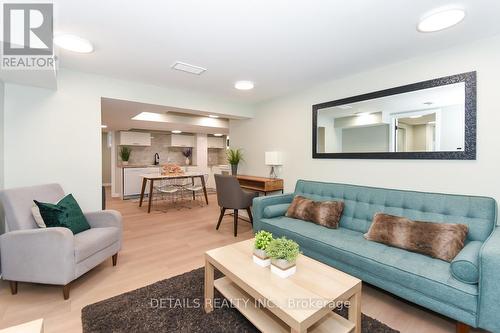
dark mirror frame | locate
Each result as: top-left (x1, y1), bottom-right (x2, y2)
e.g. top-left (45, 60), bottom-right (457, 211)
top-left (312, 71), bottom-right (476, 160)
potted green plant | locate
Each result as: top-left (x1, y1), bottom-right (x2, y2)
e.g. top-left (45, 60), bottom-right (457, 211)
top-left (226, 148), bottom-right (243, 175)
top-left (266, 237), bottom-right (300, 278)
top-left (253, 231), bottom-right (274, 267)
top-left (119, 146), bottom-right (132, 165)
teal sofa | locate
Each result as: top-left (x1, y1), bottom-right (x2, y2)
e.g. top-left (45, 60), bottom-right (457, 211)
top-left (252, 180), bottom-right (498, 333)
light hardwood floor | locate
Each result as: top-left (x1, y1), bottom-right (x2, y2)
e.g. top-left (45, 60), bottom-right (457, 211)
top-left (0, 190), bottom-right (482, 333)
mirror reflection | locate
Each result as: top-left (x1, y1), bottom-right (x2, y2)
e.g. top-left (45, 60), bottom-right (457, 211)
top-left (316, 82), bottom-right (465, 153)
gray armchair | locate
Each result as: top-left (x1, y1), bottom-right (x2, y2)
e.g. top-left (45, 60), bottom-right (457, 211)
top-left (0, 183), bottom-right (122, 299)
top-left (214, 174), bottom-right (258, 237)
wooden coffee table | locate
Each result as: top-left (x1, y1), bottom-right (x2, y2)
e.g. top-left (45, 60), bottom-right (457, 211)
top-left (204, 239), bottom-right (362, 333)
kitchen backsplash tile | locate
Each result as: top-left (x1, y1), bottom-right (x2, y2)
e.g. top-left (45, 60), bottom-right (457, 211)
top-left (118, 133), bottom-right (193, 166)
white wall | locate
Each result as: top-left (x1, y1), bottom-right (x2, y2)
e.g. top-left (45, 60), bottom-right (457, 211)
top-left (440, 105), bottom-right (465, 151)
top-left (0, 81), bottom-right (4, 236)
top-left (230, 35), bottom-right (500, 204)
top-left (0, 81), bottom-right (4, 190)
top-left (3, 69), bottom-right (253, 211)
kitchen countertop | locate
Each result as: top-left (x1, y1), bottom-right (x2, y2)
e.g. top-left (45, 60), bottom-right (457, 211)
top-left (118, 164), bottom-right (199, 168)
top-left (118, 164), bottom-right (160, 168)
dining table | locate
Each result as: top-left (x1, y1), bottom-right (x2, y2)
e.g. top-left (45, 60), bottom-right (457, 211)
top-left (138, 172), bottom-right (208, 213)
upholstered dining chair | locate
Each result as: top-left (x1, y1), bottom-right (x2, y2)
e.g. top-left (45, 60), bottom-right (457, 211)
top-left (214, 174), bottom-right (258, 237)
top-left (0, 183), bottom-right (123, 299)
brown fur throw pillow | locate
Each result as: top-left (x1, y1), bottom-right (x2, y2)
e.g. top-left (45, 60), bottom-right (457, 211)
top-left (285, 195), bottom-right (344, 229)
top-left (364, 213), bottom-right (468, 262)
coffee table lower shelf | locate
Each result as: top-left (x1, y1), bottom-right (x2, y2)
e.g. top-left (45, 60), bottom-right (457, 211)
top-left (214, 277), bottom-right (355, 333)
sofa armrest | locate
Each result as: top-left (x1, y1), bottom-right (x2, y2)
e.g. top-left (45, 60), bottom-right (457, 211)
top-left (252, 193), bottom-right (294, 232)
top-left (84, 210), bottom-right (123, 230)
top-left (0, 227), bottom-right (75, 285)
top-left (478, 227), bottom-right (500, 332)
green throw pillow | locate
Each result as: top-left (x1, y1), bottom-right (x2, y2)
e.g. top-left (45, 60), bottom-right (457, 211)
top-left (34, 194), bottom-right (91, 234)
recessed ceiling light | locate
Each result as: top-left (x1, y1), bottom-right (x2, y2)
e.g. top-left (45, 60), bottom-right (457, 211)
top-left (234, 80), bottom-right (254, 90)
top-left (53, 34), bottom-right (94, 53)
top-left (171, 61), bottom-right (206, 75)
top-left (101, 125), bottom-right (107, 128)
top-left (213, 133), bottom-right (223, 137)
top-left (417, 8), bottom-right (465, 33)
top-left (410, 115), bottom-right (423, 119)
top-left (208, 114), bottom-right (219, 118)
top-left (172, 130), bottom-right (182, 134)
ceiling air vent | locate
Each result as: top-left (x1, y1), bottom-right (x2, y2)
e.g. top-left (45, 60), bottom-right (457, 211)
top-left (171, 61), bottom-right (207, 75)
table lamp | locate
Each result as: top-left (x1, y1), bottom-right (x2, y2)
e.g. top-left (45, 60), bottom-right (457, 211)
top-left (265, 152), bottom-right (283, 178)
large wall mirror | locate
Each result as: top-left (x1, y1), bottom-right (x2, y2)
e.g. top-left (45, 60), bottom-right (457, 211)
top-left (312, 72), bottom-right (476, 159)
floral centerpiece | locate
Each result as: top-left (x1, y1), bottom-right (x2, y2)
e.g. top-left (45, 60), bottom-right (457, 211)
top-left (162, 163), bottom-right (184, 175)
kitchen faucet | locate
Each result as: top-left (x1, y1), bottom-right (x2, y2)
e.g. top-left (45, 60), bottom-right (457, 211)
top-left (154, 153), bottom-right (160, 165)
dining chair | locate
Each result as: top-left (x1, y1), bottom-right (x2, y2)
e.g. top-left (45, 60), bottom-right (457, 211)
top-left (154, 179), bottom-right (179, 210)
top-left (214, 174), bottom-right (258, 237)
top-left (183, 174), bottom-right (209, 206)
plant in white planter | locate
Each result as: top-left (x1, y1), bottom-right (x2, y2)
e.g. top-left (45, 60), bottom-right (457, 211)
top-left (266, 237), bottom-right (300, 278)
top-left (253, 231), bottom-right (274, 267)
top-left (119, 146), bottom-right (131, 165)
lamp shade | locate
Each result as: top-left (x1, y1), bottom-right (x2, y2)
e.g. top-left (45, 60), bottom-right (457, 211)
top-left (265, 151), bottom-right (283, 166)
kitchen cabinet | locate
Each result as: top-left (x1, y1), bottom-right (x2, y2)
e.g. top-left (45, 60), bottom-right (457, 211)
top-left (123, 166), bottom-right (160, 197)
top-left (167, 134), bottom-right (195, 147)
top-left (119, 131), bottom-right (151, 146)
top-left (207, 136), bottom-right (225, 149)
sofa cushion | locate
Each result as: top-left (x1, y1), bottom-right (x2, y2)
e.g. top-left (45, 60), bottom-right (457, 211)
top-left (365, 213), bottom-right (468, 262)
top-left (260, 216), bottom-right (478, 313)
top-left (263, 203), bottom-right (290, 219)
top-left (286, 196), bottom-right (344, 229)
top-left (74, 227), bottom-right (120, 263)
top-left (293, 180), bottom-right (496, 242)
top-left (34, 194), bottom-right (91, 234)
top-left (451, 241), bottom-right (482, 284)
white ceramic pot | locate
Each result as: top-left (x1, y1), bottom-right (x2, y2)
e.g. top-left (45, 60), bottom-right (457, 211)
top-left (271, 259), bottom-right (296, 278)
top-left (253, 248), bottom-right (271, 267)
top-left (185, 157), bottom-right (190, 165)
top-left (122, 161), bottom-right (129, 166)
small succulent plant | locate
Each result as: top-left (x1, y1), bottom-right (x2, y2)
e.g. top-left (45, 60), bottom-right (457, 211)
top-left (254, 231), bottom-right (273, 250)
top-left (266, 237), bottom-right (300, 262)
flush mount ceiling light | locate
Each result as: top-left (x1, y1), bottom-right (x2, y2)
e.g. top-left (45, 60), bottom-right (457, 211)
top-left (417, 8), bottom-right (465, 33)
top-left (234, 80), bottom-right (254, 90)
top-left (208, 115), bottom-right (219, 118)
top-left (53, 34), bottom-right (94, 53)
top-left (172, 130), bottom-right (182, 134)
top-left (171, 61), bottom-right (207, 75)
top-left (213, 133), bottom-right (223, 137)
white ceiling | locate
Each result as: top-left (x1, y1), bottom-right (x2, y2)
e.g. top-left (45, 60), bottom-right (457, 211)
top-left (5, 1), bottom-right (500, 103)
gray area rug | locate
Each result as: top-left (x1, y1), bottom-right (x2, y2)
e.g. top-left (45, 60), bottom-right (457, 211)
top-left (82, 267), bottom-right (399, 332)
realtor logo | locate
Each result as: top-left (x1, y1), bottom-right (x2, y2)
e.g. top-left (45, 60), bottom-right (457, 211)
top-left (2, 3), bottom-right (55, 69)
